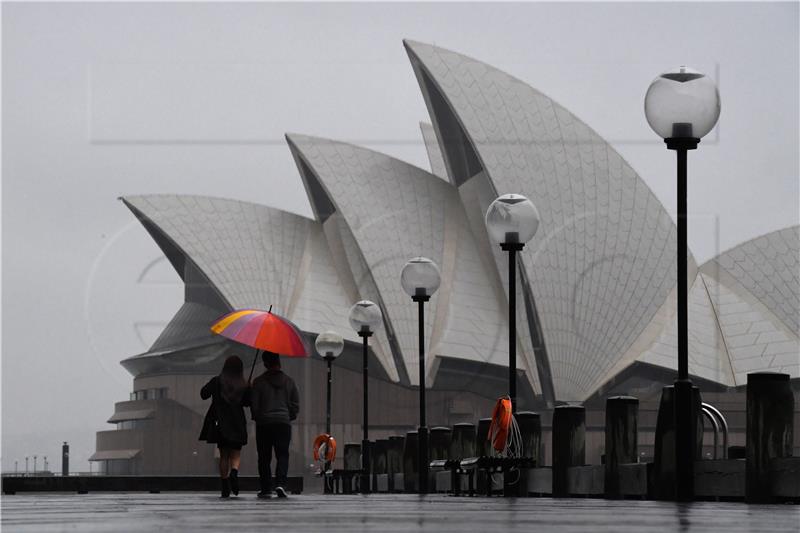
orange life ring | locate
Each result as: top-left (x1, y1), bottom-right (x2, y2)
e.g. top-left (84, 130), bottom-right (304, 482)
top-left (487, 397), bottom-right (512, 453)
top-left (313, 433), bottom-right (337, 462)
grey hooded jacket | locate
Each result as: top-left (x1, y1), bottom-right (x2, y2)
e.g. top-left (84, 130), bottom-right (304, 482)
top-left (250, 369), bottom-right (300, 425)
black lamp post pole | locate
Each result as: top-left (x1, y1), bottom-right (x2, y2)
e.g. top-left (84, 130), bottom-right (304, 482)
top-left (359, 328), bottom-right (372, 494)
top-left (325, 354), bottom-right (333, 435)
top-left (667, 130), bottom-right (699, 501)
top-left (413, 291), bottom-right (431, 493)
top-left (501, 241), bottom-right (524, 413)
top-left (325, 353), bottom-right (333, 470)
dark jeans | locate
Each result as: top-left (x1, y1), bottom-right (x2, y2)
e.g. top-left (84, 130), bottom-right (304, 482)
top-left (256, 423), bottom-right (291, 491)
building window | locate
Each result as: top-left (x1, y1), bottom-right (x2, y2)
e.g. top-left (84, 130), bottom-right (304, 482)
top-left (130, 387), bottom-right (168, 401)
top-left (116, 419), bottom-right (150, 430)
top-left (103, 459), bottom-right (138, 475)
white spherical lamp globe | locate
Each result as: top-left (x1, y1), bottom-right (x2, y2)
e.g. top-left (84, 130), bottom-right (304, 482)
top-left (348, 300), bottom-right (383, 334)
top-left (644, 66), bottom-right (720, 140)
top-left (315, 330), bottom-right (344, 359)
top-left (401, 257), bottom-right (441, 299)
top-left (485, 193), bottom-right (540, 245)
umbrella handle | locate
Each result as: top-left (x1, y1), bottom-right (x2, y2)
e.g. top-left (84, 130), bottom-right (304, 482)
top-left (248, 348), bottom-right (260, 383)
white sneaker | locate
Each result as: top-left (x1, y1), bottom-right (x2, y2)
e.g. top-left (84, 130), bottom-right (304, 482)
top-left (275, 486), bottom-right (288, 498)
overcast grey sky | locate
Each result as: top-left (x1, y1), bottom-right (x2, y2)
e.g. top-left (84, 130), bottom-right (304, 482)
top-left (2, 2), bottom-right (798, 472)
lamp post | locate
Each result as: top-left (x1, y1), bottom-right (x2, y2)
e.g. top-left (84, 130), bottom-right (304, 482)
top-left (401, 257), bottom-right (441, 494)
top-left (315, 331), bottom-right (345, 436)
top-left (315, 331), bottom-right (344, 492)
top-left (348, 300), bottom-right (383, 494)
top-left (645, 65), bottom-right (720, 501)
top-left (62, 442), bottom-right (70, 477)
top-left (485, 194), bottom-right (540, 413)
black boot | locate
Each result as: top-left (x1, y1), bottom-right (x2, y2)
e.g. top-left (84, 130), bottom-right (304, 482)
top-left (220, 477), bottom-right (231, 498)
top-left (229, 469), bottom-right (239, 496)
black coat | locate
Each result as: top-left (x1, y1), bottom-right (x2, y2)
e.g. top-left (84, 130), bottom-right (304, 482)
top-left (198, 376), bottom-right (251, 446)
top-left (250, 370), bottom-right (300, 425)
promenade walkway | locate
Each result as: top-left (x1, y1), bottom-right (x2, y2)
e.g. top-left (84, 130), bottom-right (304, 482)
top-left (2, 493), bottom-right (799, 532)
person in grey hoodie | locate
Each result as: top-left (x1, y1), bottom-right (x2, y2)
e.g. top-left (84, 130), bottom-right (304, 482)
top-left (250, 351), bottom-right (300, 498)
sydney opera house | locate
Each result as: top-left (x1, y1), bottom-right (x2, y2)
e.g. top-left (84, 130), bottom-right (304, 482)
top-left (91, 41), bottom-right (799, 476)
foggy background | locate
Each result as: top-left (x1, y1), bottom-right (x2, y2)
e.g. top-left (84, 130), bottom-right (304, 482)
top-left (2, 2), bottom-right (798, 473)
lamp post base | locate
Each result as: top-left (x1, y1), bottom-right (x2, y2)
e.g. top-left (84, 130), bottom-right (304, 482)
top-left (360, 438), bottom-right (371, 494)
top-left (674, 378), bottom-right (696, 501)
top-left (418, 426), bottom-right (429, 494)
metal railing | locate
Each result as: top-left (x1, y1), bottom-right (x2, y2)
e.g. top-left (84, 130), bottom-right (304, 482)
top-left (701, 402), bottom-right (729, 459)
top-left (1, 471), bottom-right (104, 477)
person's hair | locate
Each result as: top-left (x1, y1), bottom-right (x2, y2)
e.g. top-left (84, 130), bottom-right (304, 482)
top-left (221, 355), bottom-right (244, 376)
top-left (219, 355), bottom-right (246, 405)
top-left (262, 351), bottom-right (281, 369)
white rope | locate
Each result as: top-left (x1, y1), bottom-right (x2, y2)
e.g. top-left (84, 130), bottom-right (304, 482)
top-left (316, 442), bottom-right (329, 472)
top-left (316, 442), bottom-right (335, 492)
top-left (488, 412), bottom-right (523, 488)
top-left (489, 412), bottom-right (523, 459)
top-left (505, 414), bottom-right (523, 459)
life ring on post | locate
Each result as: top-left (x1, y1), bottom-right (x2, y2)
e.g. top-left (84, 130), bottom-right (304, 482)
top-left (487, 397), bottom-right (513, 453)
top-left (313, 433), bottom-right (337, 463)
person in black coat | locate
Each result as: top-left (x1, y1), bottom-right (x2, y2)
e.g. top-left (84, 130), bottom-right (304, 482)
top-left (199, 355), bottom-right (251, 498)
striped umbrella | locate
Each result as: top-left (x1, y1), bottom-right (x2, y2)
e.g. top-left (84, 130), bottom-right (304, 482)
top-left (210, 306), bottom-right (308, 380)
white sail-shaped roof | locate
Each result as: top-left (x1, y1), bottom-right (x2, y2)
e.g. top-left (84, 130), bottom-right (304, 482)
top-left (637, 276), bottom-right (736, 386)
top-left (420, 122), bottom-right (448, 179)
top-left (699, 226), bottom-right (800, 381)
top-left (120, 195), bottom-right (364, 367)
top-left (286, 134), bottom-right (535, 391)
top-left (119, 43), bottom-right (796, 398)
top-left (702, 226), bottom-right (799, 336)
top-left (405, 40), bottom-right (684, 401)
top-left (636, 226), bottom-right (799, 385)
top-left (122, 195), bottom-right (312, 315)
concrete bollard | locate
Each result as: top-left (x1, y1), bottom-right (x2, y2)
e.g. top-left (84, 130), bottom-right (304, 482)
top-left (552, 405), bottom-right (586, 497)
top-left (451, 423), bottom-right (476, 459)
top-left (343, 443), bottom-right (362, 494)
top-left (516, 411), bottom-right (542, 464)
top-left (387, 436), bottom-right (404, 492)
top-left (403, 431), bottom-right (419, 492)
top-left (475, 418), bottom-right (492, 457)
top-left (387, 437), bottom-right (404, 473)
top-left (651, 385), bottom-right (703, 500)
top-left (604, 396), bottom-right (638, 499)
top-left (746, 372), bottom-right (794, 503)
top-left (430, 427), bottom-right (452, 461)
top-left (374, 439), bottom-right (388, 475)
top-left (429, 427), bottom-right (451, 492)
top-left (373, 439), bottom-right (389, 493)
top-left (366, 440), bottom-right (376, 475)
top-left (387, 437), bottom-right (404, 471)
top-left (474, 417), bottom-right (495, 495)
top-left (344, 443), bottom-right (362, 470)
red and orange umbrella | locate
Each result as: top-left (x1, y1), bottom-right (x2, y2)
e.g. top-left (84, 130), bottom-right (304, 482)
top-left (210, 307), bottom-right (308, 379)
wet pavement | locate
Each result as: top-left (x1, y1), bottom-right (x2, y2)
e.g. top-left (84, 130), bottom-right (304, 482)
top-left (2, 493), bottom-right (798, 532)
